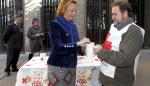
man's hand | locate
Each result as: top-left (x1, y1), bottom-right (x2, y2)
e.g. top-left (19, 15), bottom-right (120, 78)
top-left (94, 44), bottom-right (102, 55)
top-left (40, 33), bottom-right (44, 36)
top-left (4, 44), bottom-right (7, 47)
top-left (35, 33), bottom-right (41, 37)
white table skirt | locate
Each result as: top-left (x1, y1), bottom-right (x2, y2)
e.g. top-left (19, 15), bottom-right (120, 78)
top-left (15, 56), bottom-right (102, 86)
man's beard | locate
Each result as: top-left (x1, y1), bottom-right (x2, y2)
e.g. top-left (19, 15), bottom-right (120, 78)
top-left (113, 21), bottom-right (118, 25)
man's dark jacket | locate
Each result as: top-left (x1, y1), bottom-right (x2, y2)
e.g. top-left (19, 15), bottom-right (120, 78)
top-left (3, 23), bottom-right (23, 49)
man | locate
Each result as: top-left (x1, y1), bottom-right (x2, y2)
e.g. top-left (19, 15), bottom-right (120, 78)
top-left (94, 1), bottom-right (144, 86)
top-left (3, 15), bottom-right (23, 76)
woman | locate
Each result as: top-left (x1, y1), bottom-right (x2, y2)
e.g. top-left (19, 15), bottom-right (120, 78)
top-left (27, 18), bottom-right (45, 60)
top-left (47, 0), bottom-right (90, 86)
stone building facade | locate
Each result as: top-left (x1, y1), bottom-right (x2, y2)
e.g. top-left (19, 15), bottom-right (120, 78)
top-left (0, 0), bottom-right (150, 53)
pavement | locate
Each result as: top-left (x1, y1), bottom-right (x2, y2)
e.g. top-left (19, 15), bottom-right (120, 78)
top-left (0, 50), bottom-right (150, 86)
top-left (0, 53), bottom-right (27, 86)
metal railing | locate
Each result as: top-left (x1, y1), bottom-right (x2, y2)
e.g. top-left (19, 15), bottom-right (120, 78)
top-left (0, 0), bottom-right (145, 52)
top-left (129, 0), bottom-right (144, 28)
top-left (41, 0), bottom-right (60, 50)
top-left (86, 0), bottom-right (111, 44)
top-left (0, 0), bottom-right (23, 53)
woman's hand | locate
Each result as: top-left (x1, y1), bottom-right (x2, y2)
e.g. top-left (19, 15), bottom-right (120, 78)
top-left (77, 37), bottom-right (90, 46)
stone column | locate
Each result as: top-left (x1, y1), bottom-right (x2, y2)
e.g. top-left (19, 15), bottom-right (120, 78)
top-left (24, 0), bottom-right (42, 52)
top-left (144, 0), bottom-right (150, 48)
top-left (74, 0), bottom-right (86, 39)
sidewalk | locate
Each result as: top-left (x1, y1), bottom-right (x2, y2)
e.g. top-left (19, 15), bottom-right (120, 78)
top-left (0, 53), bottom-right (27, 86)
top-left (0, 50), bottom-right (150, 86)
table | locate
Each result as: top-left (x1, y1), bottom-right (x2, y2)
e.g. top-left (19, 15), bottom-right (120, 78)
top-left (15, 56), bottom-right (102, 86)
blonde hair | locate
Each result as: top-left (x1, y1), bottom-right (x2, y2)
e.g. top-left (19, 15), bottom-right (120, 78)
top-left (56, 0), bottom-right (77, 16)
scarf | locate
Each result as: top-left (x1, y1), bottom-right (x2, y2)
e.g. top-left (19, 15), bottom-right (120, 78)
top-left (55, 16), bottom-right (79, 43)
top-left (114, 17), bottom-right (134, 30)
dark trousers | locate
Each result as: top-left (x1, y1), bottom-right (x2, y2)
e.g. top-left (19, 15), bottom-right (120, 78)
top-left (5, 48), bottom-right (21, 71)
top-left (28, 53), bottom-right (34, 60)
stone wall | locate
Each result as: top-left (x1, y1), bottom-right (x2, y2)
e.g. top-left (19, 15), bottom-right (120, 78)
top-left (144, 0), bottom-right (150, 48)
top-left (74, 0), bottom-right (86, 39)
top-left (24, 0), bottom-right (42, 52)
top-left (23, 0), bottom-right (150, 52)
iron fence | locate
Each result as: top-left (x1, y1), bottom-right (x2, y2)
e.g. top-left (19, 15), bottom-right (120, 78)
top-left (41, 0), bottom-right (60, 50)
top-left (129, 0), bottom-right (144, 28)
top-left (0, 0), bottom-right (146, 52)
top-left (86, 0), bottom-right (111, 44)
top-left (0, 0), bottom-right (23, 53)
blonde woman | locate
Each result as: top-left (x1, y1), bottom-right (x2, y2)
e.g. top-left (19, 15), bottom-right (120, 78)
top-left (47, 0), bottom-right (90, 85)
